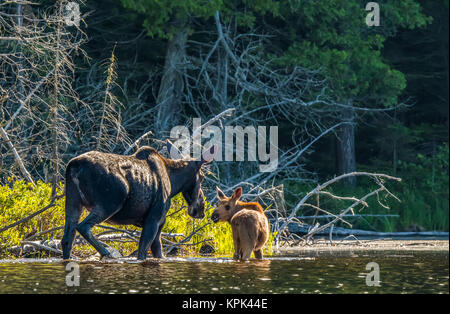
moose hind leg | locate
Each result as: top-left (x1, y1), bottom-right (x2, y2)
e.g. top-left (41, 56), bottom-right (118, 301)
top-left (62, 181), bottom-right (83, 259)
top-left (62, 206), bottom-right (82, 259)
top-left (76, 208), bottom-right (119, 258)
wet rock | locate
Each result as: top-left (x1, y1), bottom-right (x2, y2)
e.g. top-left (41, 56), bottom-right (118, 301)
top-left (405, 224), bottom-right (425, 232)
top-left (127, 250), bottom-right (138, 258)
top-left (166, 247), bottom-right (179, 256)
top-left (199, 244), bottom-right (215, 256)
top-left (9, 243), bottom-right (39, 257)
top-left (99, 246), bottom-right (122, 259)
top-left (9, 240), bottom-right (62, 258)
top-left (43, 240), bottom-right (61, 250)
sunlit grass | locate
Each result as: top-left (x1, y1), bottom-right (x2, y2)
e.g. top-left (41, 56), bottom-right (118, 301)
top-left (0, 180), bottom-right (274, 259)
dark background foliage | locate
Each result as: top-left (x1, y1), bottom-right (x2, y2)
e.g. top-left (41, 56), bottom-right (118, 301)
top-left (1, 0), bottom-right (448, 232)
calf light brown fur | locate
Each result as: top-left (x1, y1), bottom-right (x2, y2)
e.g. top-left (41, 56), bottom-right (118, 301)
top-left (211, 187), bottom-right (269, 261)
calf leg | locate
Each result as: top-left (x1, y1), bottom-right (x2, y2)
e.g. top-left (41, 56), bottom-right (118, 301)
top-left (240, 246), bottom-right (253, 261)
top-left (237, 225), bottom-right (255, 261)
top-left (77, 208), bottom-right (119, 258)
top-left (254, 249), bottom-right (263, 259)
top-left (232, 228), bottom-right (240, 260)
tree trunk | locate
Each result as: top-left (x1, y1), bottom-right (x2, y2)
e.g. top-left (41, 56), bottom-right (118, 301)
top-left (155, 26), bottom-right (188, 136)
top-left (50, 3), bottom-right (63, 200)
top-left (15, 3), bottom-right (25, 104)
top-left (336, 100), bottom-right (356, 186)
top-left (216, 45), bottom-right (228, 105)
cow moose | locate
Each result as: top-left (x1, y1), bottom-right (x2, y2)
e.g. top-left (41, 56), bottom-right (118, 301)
top-left (211, 187), bottom-right (269, 261)
top-left (61, 141), bottom-right (216, 260)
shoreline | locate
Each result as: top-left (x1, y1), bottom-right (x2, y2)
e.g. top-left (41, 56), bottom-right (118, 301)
top-left (0, 239), bottom-right (448, 262)
top-left (276, 239), bottom-right (449, 255)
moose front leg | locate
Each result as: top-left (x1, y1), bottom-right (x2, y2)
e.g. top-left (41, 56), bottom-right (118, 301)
top-left (137, 204), bottom-right (168, 260)
top-left (137, 219), bottom-right (159, 260)
top-left (150, 218), bottom-right (166, 258)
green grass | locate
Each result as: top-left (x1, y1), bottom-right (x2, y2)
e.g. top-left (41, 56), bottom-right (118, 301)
top-left (0, 180), bottom-right (274, 259)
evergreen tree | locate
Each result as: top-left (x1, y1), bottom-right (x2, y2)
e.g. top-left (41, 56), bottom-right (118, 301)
top-left (268, 0), bottom-right (430, 184)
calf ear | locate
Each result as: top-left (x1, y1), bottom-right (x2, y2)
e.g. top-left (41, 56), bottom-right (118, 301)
top-left (167, 140), bottom-right (184, 159)
top-left (231, 187), bottom-right (242, 201)
top-left (216, 186), bottom-right (227, 200)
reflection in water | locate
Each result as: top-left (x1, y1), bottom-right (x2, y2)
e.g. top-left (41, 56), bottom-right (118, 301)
top-left (0, 251), bottom-right (448, 294)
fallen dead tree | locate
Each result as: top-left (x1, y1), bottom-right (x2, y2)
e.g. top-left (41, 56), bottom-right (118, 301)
top-left (271, 172), bottom-right (404, 248)
top-left (9, 240), bottom-right (63, 257)
top-left (279, 222), bottom-right (449, 238)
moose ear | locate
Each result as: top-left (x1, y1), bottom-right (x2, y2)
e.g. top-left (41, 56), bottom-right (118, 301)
top-left (216, 186), bottom-right (226, 200)
top-left (201, 144), bottom-right (218, 164)
top-left (166, 140), bottom-right (184, 159)
top-left (194, 144), bottom-right (218, 171)
top-left (231, 187), bottom-right (242, 201)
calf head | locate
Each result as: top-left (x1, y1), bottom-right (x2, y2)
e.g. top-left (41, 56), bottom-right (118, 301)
top-left (167, 140), bottom-right (217, 219)
top-left (211, 187), bottom-right (242, 223)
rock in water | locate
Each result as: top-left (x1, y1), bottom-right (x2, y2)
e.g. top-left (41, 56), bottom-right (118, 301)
top-left (199, 244), bottom-right (215, 256)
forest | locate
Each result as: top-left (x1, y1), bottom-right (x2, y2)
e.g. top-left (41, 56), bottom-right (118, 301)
top-left (0, 0), bottom-right (448, 259)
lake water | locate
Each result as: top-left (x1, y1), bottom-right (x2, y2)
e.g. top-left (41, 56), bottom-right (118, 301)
top-left (0, 250), bottom-right (448, 294)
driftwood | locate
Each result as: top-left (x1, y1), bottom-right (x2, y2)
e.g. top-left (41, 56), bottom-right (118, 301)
top-left (283, 222), bottom-right (449, 238)
top-left (20, 241), bottom-right (63, 256)
top-left (295, 214), bottom-right (400, 220)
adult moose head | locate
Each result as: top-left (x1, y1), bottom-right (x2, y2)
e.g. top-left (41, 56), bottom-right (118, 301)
top-left (61, 140), bottom-right (217, 260)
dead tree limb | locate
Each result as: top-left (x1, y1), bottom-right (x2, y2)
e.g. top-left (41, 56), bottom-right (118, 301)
top-left (163, 222), bottom-right (212, 254)
top-left (0, 194), bottom-right (64, 233)
top-left (123, 130), bottom-right (153, 155)
top-left (274, 172), bottom-right (402, 248)
top-left (24, 226), bottom-right (64, 241)
top-left (0, 126), bottom-right (34, 185)
top-left (21, 241), bottom-right (63, 256)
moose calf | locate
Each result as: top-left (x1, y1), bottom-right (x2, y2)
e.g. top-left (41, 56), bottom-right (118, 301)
top-left (211, 187), bottom-right (269, 261)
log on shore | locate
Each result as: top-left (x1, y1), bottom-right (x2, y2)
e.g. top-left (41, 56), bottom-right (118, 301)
top-left (275, 220), bottom-right (449, 238)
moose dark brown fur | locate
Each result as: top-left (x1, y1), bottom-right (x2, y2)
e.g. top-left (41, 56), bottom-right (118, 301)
top-left (211, 187), bottom-right (269, 261)
top-left (61, 141), bottom-right (216, 260)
